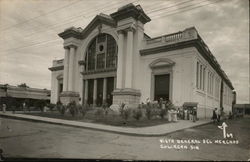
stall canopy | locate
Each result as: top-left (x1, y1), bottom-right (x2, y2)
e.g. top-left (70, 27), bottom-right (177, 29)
top-left (183, 102), bottom-right (198, 107)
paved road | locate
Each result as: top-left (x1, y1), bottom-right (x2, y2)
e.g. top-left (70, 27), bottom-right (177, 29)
top-left (0, 117), bottom-right (249, 161)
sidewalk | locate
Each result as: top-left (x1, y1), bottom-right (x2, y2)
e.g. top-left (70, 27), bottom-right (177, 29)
top-left (0, 111), bottom-right (212, 136)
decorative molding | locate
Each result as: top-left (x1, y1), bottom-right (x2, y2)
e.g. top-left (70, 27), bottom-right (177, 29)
top-left (117, 29), bottom-right (125, 35)
top-left (112, 88), bottom-right (141, 97)
top-left (81, 68), bottom-right (116, 75)
top-left (56, 74), bottom-right (63, 80)
top-left (60, 91), bottom-right (80, 97)
top-left (48, 66), bottom-right (64, 71)
top-left (149, 58), bottom-right (175, 69)
top-left (110, 3), bottom-right (151, 24)
top-left (140, 38), bottom-right (233, 90)
top-left (78, 60), bottom-right (85, 66)
top-left (140, 40), bottom-right (196, 56)
top-left (58, 27), bottom-right (83, 40)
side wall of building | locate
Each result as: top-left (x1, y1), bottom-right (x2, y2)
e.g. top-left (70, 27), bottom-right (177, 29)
top-left (193, 49), bottom-right (233, 118)
top-left (135, 47), bottom-right (196, 106)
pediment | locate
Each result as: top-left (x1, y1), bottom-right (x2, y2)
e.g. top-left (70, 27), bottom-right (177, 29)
top-left (56, 74), bottom-right (63, 80)
top-left (149, 58), bottom-right (175, 69)
top-left (58, 14), bottom-right (116, 40)
top-left (81, 14), bottom-right (117, 39)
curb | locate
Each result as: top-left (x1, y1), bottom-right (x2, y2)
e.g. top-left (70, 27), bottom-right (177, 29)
top-left (0, 113), bottom-right (212, 137)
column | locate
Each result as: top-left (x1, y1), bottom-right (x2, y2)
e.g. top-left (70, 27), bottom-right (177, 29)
top-left (125, 27), bottom-right (134, 88)
top-left (200, 65), bottom-right (203, 90)
top-left (116, 30), bottom-right (124, 89)
top-left (103, 78), bottom-right (107, 105)
top-left (93, 79), bottom-right (97, 107)
top-left (68, 45), bottom-right (76, 91)
top-left (63, 47), bottom-right (69, 91)
top-left (114, 77), bottom-right (117, 89)
top-left (84, 80), bottom-right (88, 105)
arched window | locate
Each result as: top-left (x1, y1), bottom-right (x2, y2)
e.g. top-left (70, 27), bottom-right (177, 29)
top-left (85, 33), bottom-right (117, 71)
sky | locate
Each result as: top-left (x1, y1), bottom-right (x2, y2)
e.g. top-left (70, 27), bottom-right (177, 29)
top-left (0, 0), bottom-right (249, 103)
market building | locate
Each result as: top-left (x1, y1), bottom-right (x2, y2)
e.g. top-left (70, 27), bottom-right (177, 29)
top-left (49, 3), bottom-right (234, 118)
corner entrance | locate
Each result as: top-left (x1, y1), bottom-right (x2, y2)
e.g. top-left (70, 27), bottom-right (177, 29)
top-left (154, 74), bottom-right (170, 101)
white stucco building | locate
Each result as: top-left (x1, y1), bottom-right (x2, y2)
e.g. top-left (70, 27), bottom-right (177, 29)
top-left (49, 3), bottom-right (234, 118)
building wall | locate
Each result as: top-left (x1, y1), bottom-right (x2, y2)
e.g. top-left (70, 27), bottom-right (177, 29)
top-left (51, 70), bottom-right (63, 104)
top-left (135, 47), bottom-right (196, 106)
top-left (50, 15), bottom-right (234, 120)
top-left (193, 49), bottom-right (233, 118)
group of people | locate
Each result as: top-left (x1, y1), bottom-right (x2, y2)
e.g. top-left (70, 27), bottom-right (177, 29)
top-left (212, 107), bottom-right (223, 124)
top-left (182, 107), bottom-right (197, 122)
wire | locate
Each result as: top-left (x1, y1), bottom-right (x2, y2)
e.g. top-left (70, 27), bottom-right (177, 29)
top-left (147, 0), bottom-right (195, 14)
top-left (149, 0), bottom-right (210, 18)
top-left (0, 0), bottom-right (81, 31)
top-left (0, 23), bottom-right (123, 55)
top-left (0, 0), bottom-right (222, 54)
top-left (1, 0), bottom-right (137, 41)
top-left (151, 0), bottom-right (223, 19)
top-left (0, 38), bottom-right (61, 55)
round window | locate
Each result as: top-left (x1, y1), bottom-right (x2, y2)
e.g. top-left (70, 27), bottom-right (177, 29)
top-left (99, 45), bottom-right (104, 52)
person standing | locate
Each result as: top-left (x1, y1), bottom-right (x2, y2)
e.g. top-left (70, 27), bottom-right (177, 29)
top-left (212, 108), bottom-right (217, 124)
top-left (189, 108), bottom-right (193, 121)
top-left (2, 104), bottom-right (6, 113)
top-left (217, 108), bottom-right (222, 123)
top-left (193, 107), bottom-right (197, 122)
top-left (23, 102), bottom-right (26, 113)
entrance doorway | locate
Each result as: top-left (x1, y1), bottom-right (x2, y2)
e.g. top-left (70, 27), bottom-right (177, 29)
top-left (106, 77), bottom-right (114, 106)
top-left (154, 74), bottom-right (170, 102)
top-left (86, 77), bottom-right (114, 106)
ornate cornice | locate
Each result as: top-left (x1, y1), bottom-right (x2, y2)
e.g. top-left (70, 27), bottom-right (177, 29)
top-left (48, 66), bottom-right (64, 71)
top-left (111, 3), bottom-right (151, 24)
top-left (58, 27), bottom-right (83, 40)
top-left (140, 39), bottom-right (234, 90)
top-left (81, 68), bottom-right (116, 75)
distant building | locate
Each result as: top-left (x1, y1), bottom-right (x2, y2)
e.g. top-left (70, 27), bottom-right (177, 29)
top-left (0, 84), bottom-right (50, 109)
top-left (49, 3), bottom-right (234, 118)
top-left (233, 104), bottom-right (250, 116)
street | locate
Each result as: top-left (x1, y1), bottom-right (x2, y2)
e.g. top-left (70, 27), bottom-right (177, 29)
top-left (0, 117), bottom-right (249, 161)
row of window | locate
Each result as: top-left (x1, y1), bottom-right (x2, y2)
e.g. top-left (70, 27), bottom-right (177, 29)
top-left (224, 84), bottom-right (232, 105)
top-left (196, 61), bottom-right (205, 91)
top-left (214, 77), bottom-right (220, 98)
top-left (196, 61), bottom-right (221, 98)
top-left (196, 60), bottom-right (233, 105)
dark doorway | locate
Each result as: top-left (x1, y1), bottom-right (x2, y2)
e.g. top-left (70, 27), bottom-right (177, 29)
top-left (59, 83), bottom-right (63, 93)
top-left (97, 78), bottom-right (103, 107)
top-left (107, 77), bottom-right (114, 106)
top-left (88, 79), bottom-right (94, 105)
top-left (154, 74), bottom-right (170, 102)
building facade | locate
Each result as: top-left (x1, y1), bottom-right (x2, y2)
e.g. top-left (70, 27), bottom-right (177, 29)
top-left (49, 3), bottom-right (234, 118)
top-left (0, 84), bottom-right (50, 109)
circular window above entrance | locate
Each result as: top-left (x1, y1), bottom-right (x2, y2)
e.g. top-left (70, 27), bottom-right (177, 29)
top-left (99, 44), bottom-right (104, 52)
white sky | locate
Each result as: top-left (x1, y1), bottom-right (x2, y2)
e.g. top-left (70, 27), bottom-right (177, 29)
top-left (0, 0), bottom-right (249, 103)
